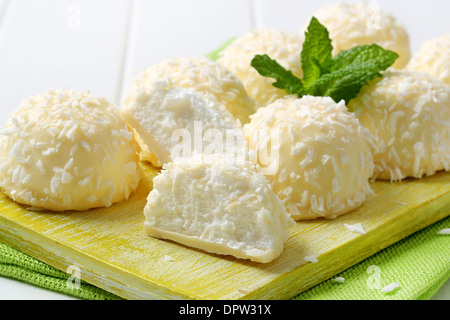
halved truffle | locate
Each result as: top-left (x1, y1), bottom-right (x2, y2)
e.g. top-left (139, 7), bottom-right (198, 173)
top-left (123, 56), bottom-right (255, 166)
top-left (122, 82), bottom-right (246, 165)
top-left (144, 154), bottom-right (294, 263)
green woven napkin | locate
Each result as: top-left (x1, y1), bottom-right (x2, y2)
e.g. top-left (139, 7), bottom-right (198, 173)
top-left (0, 216), bottom-right (448, 300)
top-left (293, 216), bottom-right (450, 300)
top-left (0, 242), bottom-right (123, 300)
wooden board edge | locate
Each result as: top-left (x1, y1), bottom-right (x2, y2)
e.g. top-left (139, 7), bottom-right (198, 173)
top-left (1, 185), bottom-right (449, 300)
top-left (239, 190), bottom-right (450, 300)
top-left (0, 215), bottom-right (197, 300)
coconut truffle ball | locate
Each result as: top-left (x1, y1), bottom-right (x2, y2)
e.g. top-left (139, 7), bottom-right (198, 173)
top-left (218, 29), bottom-right (304, 108)
top-left (124, 56), bottom-right (255, 166)
top-left (348, 70), bottom-right (450, 181)
top-left (0, 89), bottom-right (142, 211)
top-left (144, 154), bottom-right (294, 263)
top-left (122, 81), bottom-right (247, 165)
top-left (310, 2), bottom-right (411, 69)
top-left (407, 33), bottom-right (450, 86)
top-left (244, 96), bottom-right (374, 220)
top-left (134, 132), bottom-right (163, 168)
top-left (124, 56), bottom-right (255, 125)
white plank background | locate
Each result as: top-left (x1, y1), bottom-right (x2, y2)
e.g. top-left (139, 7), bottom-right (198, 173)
top-left (0, 0), bottom-right (448, 300)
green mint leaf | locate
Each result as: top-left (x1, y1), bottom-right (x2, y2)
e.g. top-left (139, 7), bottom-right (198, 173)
top-left (307, 44), bottom-right (399, 105)
top-left (330, 44), bottom-right (399, 73)
top-left (301, 16), bottom-right (333, 87)
top-left (249, 17), bottom-right (399, 107)
top-left (251, 54), bottom-right (304, 95)
top-left (307, 68), bottom-right (382, 105)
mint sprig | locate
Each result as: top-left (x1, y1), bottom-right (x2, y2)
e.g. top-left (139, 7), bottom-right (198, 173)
top-left (301, 17), bottom-right (333, 87)
top-left (250, 17), bottom-right (399, 106)
top-left (251, 54), bottom-right (305, 95)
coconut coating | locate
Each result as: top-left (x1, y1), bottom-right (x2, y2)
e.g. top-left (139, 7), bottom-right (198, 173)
top-left (310, 2), bottom-right (411, 69)
top-left (0, 89), bottom-right (142, 211)
top-left (124, 56), bottom-right (255, 126)
top-left (348, 70), bottom-right (450, 181)
top-left (244, 95), bottom-right (374, 220)
top-left (407, 33), bottom-right (450, 86)
top-left (218, 29), bottom-right (304, 108)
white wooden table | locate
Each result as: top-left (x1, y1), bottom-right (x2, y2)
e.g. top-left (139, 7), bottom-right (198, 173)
top-left (0, 0), bottom-right (448, 300)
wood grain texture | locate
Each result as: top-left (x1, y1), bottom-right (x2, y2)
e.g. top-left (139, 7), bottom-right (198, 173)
top-left (0, 162), bottom-right (448, 300)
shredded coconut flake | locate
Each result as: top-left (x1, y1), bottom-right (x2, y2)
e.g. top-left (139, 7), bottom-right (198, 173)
top-left (333, 277), bottom-right (345, 283)
top-left (344, 223), bottom-right (366, 235)
top-left (437, 228), bottom-right (450, 235)
top-left (304, 255), bottom-right (318, 263)
top-left (381, 282), bottom-right (400, 293)
top-left (164, 255), bottom-right (174, 262)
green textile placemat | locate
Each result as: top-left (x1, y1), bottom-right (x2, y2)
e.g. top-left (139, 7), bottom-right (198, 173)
top-left (0, 242), bottom-right (123, 300)
top-left (295, 215), bottom-right (450, 300)
top-left (0, 216), bottom-right (448, 300)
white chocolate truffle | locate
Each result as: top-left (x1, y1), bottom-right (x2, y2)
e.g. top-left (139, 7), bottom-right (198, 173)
top-left (144, 155), bottom-right (294, 263)
top-left (124, 56), bottom-right (255, 125)
top-left (122, 81), bottom-right (247, 165)
top-left (310, 2), bottom-right (410, 69)
top-left (348, 70), bottom-right (450, 181)
top-left (218, 29), bottom-right (304, 108)
top-left (244, 96), bottom-right (374, 220)
top-left (407, 33), bottom-right (450, 86)
top-left (134, 132), bottom-right (163, 168)
top-left (124, 56), bottom-right (255, 166)
top-left (0, 89), bottom-right (142, 211)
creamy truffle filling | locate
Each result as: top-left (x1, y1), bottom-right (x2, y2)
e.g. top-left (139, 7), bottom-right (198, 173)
top-left (124, 56), bottom-right (256, 126)
top-left (143, 155), bottom-right (294, 263)
top-left (122, 82), bottom-right (247, 165)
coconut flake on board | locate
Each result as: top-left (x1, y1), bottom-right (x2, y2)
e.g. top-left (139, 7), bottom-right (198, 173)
top-left (437, 228), bottom-right (450, 235)
top-left (344, 223), bottom-right (367, 235)
top-left (381, 282), bottom-right (400, 293)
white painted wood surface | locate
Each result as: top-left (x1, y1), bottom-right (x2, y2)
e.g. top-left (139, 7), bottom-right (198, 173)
top-left (0, 0), bottom-right (131, 124)
top-left (0, 0), bottom-right (448, 300)
top-left (252, 0), bottom-right (449, 52)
